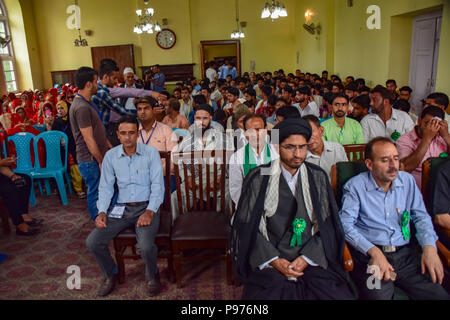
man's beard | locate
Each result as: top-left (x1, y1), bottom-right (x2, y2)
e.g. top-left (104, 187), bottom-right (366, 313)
top-left (201, 123), bottom-right (211, 135)
top-left (335, 110), bottom-right (346, 118)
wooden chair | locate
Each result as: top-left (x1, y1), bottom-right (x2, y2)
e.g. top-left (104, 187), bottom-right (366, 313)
top-left (421, 157), bottom-right (450, 271)
top-left (343, 144), bottom-right (366, 162)
top-left (330, 162), bottom-right (370, 272)
top-left (113, 151), bottom-right (174, 284)
top-left (171, 149), bottom-right (233, 288)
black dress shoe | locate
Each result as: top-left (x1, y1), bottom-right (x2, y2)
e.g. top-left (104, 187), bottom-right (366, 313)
top-left (25, 218), bottom-right (44, 227)
top-left (147, 273), bottom-right (161, 297)
top-left (97, 274), bottom-right (118, 297)
top-left (16, 228), bottom-right (40, 236)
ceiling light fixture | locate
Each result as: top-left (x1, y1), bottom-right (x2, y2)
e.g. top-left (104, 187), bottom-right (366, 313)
top-left (133, 0), bottom-right (162, 35)
top-left (230, 0), bottom-right (245, 39)
top-left (261, 0), bottom-right (287, 21)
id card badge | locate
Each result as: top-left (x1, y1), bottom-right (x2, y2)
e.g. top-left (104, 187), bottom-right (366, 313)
top-left (109, 205), bottom-right (125, 219)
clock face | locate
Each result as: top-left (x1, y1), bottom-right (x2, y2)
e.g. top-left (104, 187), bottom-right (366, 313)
top-left (156, 29), bottom-right (176, 49)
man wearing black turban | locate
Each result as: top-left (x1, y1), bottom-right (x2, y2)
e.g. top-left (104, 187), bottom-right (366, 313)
top-left (230, 118), bottom-right (355, 300)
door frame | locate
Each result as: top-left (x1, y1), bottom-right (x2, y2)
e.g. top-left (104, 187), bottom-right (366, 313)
top-left (200, 40), bottom-right (241, 78)
top-left (408, 10), bottom-right (442, 97)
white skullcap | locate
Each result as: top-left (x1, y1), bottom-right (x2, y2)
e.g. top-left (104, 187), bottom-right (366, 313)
top-left (123, 67), bottom-right (135, 75)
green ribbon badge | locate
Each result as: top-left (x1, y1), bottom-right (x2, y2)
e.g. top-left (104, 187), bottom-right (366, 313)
top-left (439, 152), bottom-right (449, 158)
top-left (290, 218), bottom-right (306, 247)
top-left (401, 210), bottom-right (411, 241)
top-left (391, 130), bottom-right (401, 142)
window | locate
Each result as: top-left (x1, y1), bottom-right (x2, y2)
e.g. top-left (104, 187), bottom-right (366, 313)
top-left (0, 1), bottom-right (17, 92)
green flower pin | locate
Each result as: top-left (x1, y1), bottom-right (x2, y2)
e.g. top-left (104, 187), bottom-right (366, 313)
top-left (391, 130), bottom-right (401, 141)
top-left (290, 218), bottom-right (306, 247)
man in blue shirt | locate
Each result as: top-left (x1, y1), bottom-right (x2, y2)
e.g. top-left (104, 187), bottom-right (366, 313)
top-left (150, 64), bottom-right (165, 93)
top-left (218, 61), bottom-right (237, 80)
top-left (339, 137), bottom-right (449, 299)
top-left (86, 115), bottom-right (164, 298)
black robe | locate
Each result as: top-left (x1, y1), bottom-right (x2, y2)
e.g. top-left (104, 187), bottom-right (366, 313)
top-left (231, 161), bottom-right (355, 300)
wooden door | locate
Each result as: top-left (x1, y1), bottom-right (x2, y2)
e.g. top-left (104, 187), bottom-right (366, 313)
top-left (409, 12), bottom-right (442, 115)
top-left (91, 44), bottom-right (135, 83)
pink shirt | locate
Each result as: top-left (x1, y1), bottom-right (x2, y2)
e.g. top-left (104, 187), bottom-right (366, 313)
top-left (397, 127), bottom-right (448, 187)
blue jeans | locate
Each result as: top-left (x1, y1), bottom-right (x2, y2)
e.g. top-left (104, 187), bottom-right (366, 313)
top-left (78, 161), bottom-right (101, 220)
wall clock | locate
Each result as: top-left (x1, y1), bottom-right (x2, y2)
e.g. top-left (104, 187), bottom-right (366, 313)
top-left (156, 29), bottom-right (176, 49)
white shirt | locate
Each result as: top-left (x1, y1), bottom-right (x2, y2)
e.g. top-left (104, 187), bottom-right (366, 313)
top-left (229, 143), bottom-right (279, 205)
top-left (293, 101), bottom-right (320, 118)
top-left (360, 108), bottom-right (415, 142)
top-left (206, 68), bottom-right (217, 83)
top-left (306, 140), bottom-right (348, 180)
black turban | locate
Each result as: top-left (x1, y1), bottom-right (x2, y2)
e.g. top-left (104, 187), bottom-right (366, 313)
top-left (273, 118), bottom-right (312, 144)
top-left (194, 104), bottom-right (214, 116)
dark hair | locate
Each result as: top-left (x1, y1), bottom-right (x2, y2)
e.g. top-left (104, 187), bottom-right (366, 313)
top-left (173, 88), bottom-right (181, 94)
top-left (426, 92), bottom-right (449, 108)
top-left (200, 86), bottom-right (211, 94)
top-left (392, 99), bottom-right (411, 113)
top-left (333, 83), bottom-right (344, 91)
top-left (345, 82), bottom-right (358, 92)
top-left (117, 115), bottom-right (139, 129)
top-left (372, 86), bottom-right (393, 103)
top-left (420, 105), bottom-right (445, 119)
top-left (243, 114), bottom-right (266, 130)
top-left (100, 58), bottom-right (118, 68)
top-left (181, 86), bottom-right (190, 93)
top-left (282, 85), bottom-right (293, 94)
top-left (276, 106), bottom-right (301, 120)
top-left (296, 86), bottom-right (310, 96)
top-left (193, 94), bottom-right (207, 105)
top-left (261, 85), bottom-right (272, 97)
top-left (386, 79), bottom-right (397, 86)
top-left (160, 91), bottom-right (170, 99)
top-left (194, 104), bottom-right (214, 116)
top-left (322, 70), bottom-right (328, 74)
top-left (227, 87), bottom-right (239, 97)
top-left (267, 94), bottom-right (278, 106)
top-left (355, 78), bottom-right (366, 86)
top-left (134, 96), bottom-right (158, 108)
top-left (323, 92), bottom-right (334, 105)
top-left (276, 97), bottom-right (288, 105)
top-left (399, 86), bottom-right (412, 94)
top-left (168, 98), bottom-right (181, 112)
top-left (365, 137), bottom-right (396, 160)
top-left (352, 94), bottom-right (371, 110)
top-left (243, 100), bottom-right (255, 109)
top-left (346, 76), bottom-right (355, 81)
top-left (245, 87), bottom-right (256, 97)
top-left (358, 85), bottom-right (371, 93)
top-left (331, 93), bottom-right (349, 104)
top-left (99, 61), bottom-right (119, 79)
top-left (302, 115), bottom-right (321, 129)
top-left (75, 67), bottom-right (98, 90)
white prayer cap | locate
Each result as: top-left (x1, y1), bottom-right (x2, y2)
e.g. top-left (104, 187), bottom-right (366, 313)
top-left (123, 67), bottom-right (135, 75)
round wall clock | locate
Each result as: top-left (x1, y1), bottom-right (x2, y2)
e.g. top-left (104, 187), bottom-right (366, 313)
top-left (156, 29), bottom-right (176, 49)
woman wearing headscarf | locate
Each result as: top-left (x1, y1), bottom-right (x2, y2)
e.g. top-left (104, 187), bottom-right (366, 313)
top-left (0, 101), bottom-right (12, 130)
top-left (51, 100), bottom-right (85, 199)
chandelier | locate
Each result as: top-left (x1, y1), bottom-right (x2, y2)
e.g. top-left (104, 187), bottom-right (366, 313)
top-left (230, 0), bottom-right (245, 39)
top-left (133, 0), bottom-right (162, 34)
top-left (261, 0), bottom-right (288, 20)
top-left (74, 28), bottom-right (88, 47)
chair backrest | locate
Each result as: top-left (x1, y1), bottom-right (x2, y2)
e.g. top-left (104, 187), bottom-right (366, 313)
top-left (158, 151), bottom-right (171, 212)
top-left (172, 128), bottom-right (188, 144)
top-left (172, 149), bottom-right (232, 214)
top-left (343, 144), bottom-right (366, 162)
top-left (421, 157), bottom-right (450, 213)
top-left (33, 124), bottom-right (47, 133)
top-left (33, 131), bottom-right (68, 171)
top-left (331, 161), bottom-right (368, 206)
top-left (7, 132), bottom-right (35, 171)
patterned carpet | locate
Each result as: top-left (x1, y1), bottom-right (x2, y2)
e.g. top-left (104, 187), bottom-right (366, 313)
top-left (0, 193), bottom-right (243, 300)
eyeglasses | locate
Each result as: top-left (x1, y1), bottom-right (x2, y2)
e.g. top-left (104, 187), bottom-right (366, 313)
top-left (280, 144), bottom-right (308, 152)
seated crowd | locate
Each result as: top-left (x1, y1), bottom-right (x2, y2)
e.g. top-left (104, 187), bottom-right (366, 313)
top-left (0, 59), bottom-right (449, 300)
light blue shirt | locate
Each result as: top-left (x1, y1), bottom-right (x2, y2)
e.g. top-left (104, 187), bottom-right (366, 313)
top-left (97, 143), bottom-right (164, 215)
top-left (339, 171), bottom-right (438, 255)
top-left (219, 66), bottom-right (237, 80)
